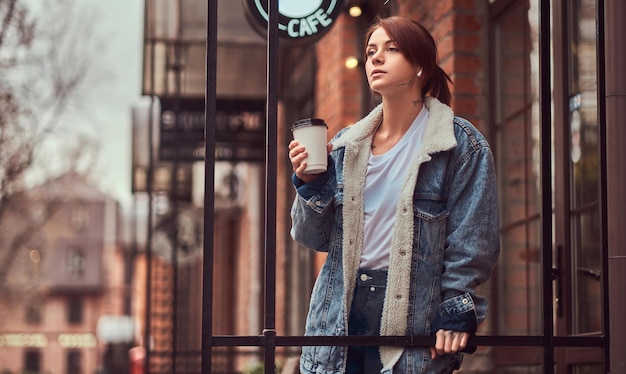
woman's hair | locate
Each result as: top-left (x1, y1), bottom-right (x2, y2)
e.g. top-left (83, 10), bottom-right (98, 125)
top-left (364, 16), bottom-right (452, 106)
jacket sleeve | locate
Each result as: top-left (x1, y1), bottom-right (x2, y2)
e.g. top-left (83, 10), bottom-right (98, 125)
top-left (434, 138), bottom-right (500, 333)
top-left (289, 157), bottom-right (337, 252)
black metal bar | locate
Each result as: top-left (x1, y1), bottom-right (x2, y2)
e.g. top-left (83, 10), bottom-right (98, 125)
top-left (145, 0), bottom-right (155, 369)
top-left (595, 0), bottom-right (610, 370)
top-left (208, 334), bottom-right (606, 348)
top-left (171, 170), bottom-right (179, 373)
top-left (202, 0), bottom-right (218, 372)
top-left (264, 0), bottom-right (279, 373)
top-left (171, 69), bottom-right (180, 374)
top-left (539, 0), bottom-right (554, 372)
top-left (170, 1), bottom-right (186, 369)
top-left (146, 98), bottom-right (154, 374)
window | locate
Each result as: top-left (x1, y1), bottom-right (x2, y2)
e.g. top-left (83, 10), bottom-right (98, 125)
top-left (66, 247), bottom-right (85, 279)
top-left (71, 204), bottom-right (88, 231)
top-left (563, 0), bottom-right (602, 337)
top-left (25, 303), bottom-right (42, 325)
top-left (67, 350), bottom-right (82, 374)
top-left (68, 297), bottom-right (83, 324)
top-left (24, 350), bottom-right (41, 372)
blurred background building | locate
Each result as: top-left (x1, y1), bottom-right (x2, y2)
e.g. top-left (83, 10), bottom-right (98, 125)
top-left (0, 172), bottom-right (132, 373)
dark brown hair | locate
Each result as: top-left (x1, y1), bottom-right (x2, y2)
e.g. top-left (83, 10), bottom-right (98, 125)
top-left (364, 16), bottom-right (452, 105)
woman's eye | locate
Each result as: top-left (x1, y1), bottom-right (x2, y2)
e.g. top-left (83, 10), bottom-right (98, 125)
top-left (366, 50), bottom-right (376, 57)
top-left (387, 46), bottom-right (399, 52)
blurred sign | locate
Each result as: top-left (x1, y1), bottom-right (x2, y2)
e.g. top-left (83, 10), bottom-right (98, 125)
top-left (158, 97), bottom-right (266, 162)
top-left (97, 315), bottom-right (134, 344)
top-left (243, 0), bottom-right (345, 44)
top-left (58, 333), bottom-right (98, 348)
top-left (0, 333), bottom-right (47, 348)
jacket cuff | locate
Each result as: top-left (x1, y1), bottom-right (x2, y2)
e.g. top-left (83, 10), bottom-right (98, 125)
top-left (292, 156), bottom-right (334, 199)
top-left (432, 293), bottom-right (478, 333)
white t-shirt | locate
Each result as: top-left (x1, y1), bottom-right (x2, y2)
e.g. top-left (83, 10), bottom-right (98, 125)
top-left (360, 106), bottom-right (428, 269)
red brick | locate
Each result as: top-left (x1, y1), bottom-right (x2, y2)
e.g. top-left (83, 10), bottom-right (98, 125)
top-left (431, 1), bottom-right (454, 24)
top-left (451, 95), bottom-right (478, 114)
top-left (454, 54), bottom-right (483, 73)
top-left (453, 13), bottom-right (483, 32)
top-left (452, 74), bottom-right (480, 94)
top-left (453, 34), bottom-right (482, 54)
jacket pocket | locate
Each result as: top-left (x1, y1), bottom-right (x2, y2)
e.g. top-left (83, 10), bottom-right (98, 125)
top-left (412, 198), bottom-right (449, 264)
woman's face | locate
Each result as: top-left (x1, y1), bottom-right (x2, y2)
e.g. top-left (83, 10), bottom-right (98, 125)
top-left (364, 27), bottom-right (419, 95)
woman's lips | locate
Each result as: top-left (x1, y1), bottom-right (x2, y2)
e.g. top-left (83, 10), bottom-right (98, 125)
top-left (370, 69), bottom-right (385, 78)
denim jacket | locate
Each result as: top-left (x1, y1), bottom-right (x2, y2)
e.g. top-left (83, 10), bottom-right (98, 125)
top-left (290, 97), bottom-right (500, 374)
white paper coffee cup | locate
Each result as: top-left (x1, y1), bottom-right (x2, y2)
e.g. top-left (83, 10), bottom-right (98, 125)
top-left (291, 118), bottom-right (328, 174)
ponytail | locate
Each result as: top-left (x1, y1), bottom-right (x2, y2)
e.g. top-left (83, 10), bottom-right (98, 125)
top-left (424, 65), bottom-right (452, 106)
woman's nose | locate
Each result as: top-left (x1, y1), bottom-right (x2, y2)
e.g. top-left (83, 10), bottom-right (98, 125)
top-left (371, 52), bottom-right (383, 64)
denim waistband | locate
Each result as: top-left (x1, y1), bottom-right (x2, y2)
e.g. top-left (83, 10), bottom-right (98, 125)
top-left (356, 269), bottom-right (388, 287)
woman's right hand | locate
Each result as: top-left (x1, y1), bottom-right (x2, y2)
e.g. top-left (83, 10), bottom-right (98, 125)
top-left (288, 140), bottom-right (331, 184)
top-left (430, 329), bottom-right (470, 359)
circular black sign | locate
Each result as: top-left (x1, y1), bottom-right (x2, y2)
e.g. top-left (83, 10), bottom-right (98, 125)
top-left (243, 0), bottom-right (345, 44)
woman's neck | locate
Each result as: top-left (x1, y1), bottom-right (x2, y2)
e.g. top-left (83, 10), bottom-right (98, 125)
top-left (379, 96), bottom-right (423, 135)
top-left (370, 96), bottom-right (424, 155)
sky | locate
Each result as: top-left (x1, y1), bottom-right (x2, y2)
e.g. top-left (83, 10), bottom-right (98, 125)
top-left (81, 0), bottom-right (145, 207)
top-left (25, 0), bottom-right (145, 207)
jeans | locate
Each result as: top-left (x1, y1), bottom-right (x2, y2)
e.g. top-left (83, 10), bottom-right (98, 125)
top-left (346, 269), bottom-right (387, 374)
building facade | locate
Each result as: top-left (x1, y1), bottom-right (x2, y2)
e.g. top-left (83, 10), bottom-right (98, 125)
top-left (0, 172), bottom-right (131, 374)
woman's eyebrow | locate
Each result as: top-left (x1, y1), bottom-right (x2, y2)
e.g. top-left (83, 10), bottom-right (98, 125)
top-left (366, 39), bottom-right (394, 48)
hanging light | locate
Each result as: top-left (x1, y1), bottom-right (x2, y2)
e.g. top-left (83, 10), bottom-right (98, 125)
top-left (345, 56), bottom-right (360, 69)
top-left (348, 6), bottom-right (362, 17)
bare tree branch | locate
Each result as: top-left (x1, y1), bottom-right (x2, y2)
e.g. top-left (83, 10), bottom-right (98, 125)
top-left (0, 0), bottom-right (107, 290)
top-left (0, 0), bottom-right (17, 49)
top-left (0, 195), bottom-right (61, 290)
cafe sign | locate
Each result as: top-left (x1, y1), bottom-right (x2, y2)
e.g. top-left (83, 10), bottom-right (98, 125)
top-left (243, 0), bottom-right (345, 44)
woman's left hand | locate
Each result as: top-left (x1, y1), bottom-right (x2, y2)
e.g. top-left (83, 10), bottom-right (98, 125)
top-left (429, 329), bottom-right (470, 359)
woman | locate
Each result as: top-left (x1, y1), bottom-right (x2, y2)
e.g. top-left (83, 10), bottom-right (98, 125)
top-left (289, 16), bottom-right (500, 373)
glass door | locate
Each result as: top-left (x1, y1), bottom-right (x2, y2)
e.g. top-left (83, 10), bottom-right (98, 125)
top-left (553, 0), bottom-right (604, 372)
top-left (491, 0), bottom-right (606, 372)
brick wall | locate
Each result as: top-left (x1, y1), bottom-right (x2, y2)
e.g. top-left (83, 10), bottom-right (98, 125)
top-left (315, 16), bottom-right (365, 138)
